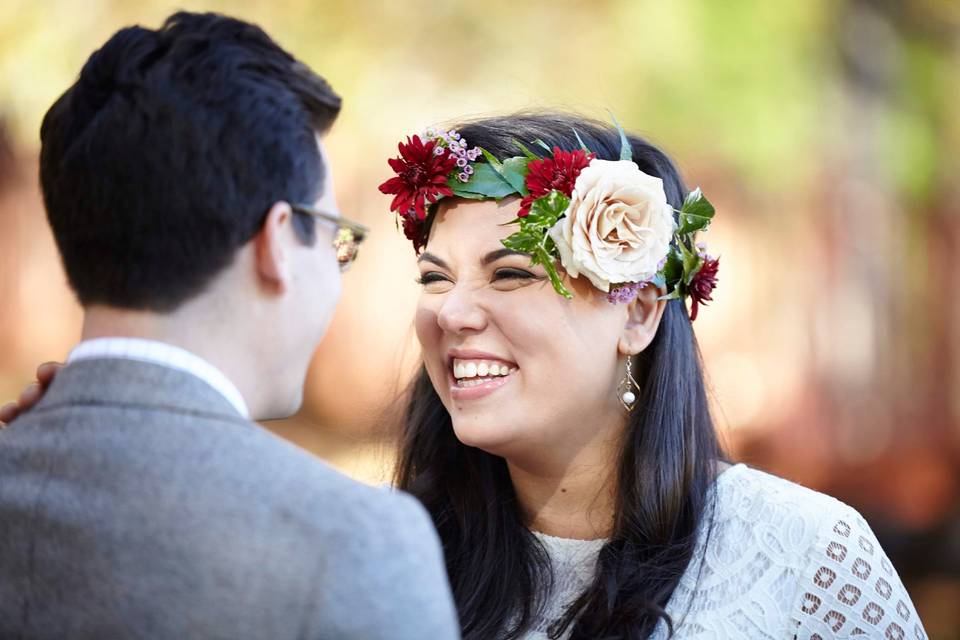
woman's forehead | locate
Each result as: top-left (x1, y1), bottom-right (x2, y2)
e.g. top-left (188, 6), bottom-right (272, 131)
top-left (430, 198), bottom-right (520, 244)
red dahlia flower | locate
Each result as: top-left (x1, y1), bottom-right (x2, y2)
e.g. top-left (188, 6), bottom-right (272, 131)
top-left (688, 256), bottom-right (719, 321)
top-left (379, 135), bottom-right (458, 220)
top-left (519, 147), bottom-right (594, 217)
top-left (401, 215), bottom-right (427, 253)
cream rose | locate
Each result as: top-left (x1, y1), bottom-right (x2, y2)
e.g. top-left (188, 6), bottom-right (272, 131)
top-left (548, 159), bottom-right (676, 292)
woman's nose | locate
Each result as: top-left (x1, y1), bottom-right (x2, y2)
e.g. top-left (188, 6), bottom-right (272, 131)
top-left (436, 285), bottom-right (488, 335)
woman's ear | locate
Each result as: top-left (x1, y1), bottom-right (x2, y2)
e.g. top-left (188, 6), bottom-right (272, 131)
top-left (252, 201), bottom-right (293, 294)
top-left (617, 285), bottom-right (667, 355)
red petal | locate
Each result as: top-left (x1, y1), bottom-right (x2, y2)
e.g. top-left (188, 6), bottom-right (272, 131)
top-left (414, 196), bottom-right (427, 220)
top-left (390, 191), bottom-right (412, 213)
top-left (379, 176), bottom-right (406, 194)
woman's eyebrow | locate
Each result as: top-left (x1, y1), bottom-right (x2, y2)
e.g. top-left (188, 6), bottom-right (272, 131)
top-left (417, 252), bottom-right (449, 269)
top-left (481, 248), bottom-right (529, 265)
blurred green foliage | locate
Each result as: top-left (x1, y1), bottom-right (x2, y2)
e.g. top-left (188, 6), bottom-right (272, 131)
top-left (1, 0), bottom-right (956, 200)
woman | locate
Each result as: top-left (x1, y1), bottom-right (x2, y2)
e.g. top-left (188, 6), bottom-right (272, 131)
top-left (381, 113), bottom-right (926, 639)
top-left (4, 113), bottom-right (927, 639)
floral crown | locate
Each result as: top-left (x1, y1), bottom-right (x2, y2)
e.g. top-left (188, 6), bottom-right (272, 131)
top-left (378, 118), bottom-right (719, 320)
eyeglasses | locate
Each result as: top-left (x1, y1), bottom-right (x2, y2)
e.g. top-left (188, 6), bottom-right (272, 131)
top-left (290, 204), bottom-right (369, 272)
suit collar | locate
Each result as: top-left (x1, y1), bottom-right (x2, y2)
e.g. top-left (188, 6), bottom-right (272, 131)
top-left (34, 358), bottom-right (252, 426)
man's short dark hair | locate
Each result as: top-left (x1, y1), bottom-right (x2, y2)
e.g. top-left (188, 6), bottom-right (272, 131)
top-left (39, 12), bottom-right (341, 311)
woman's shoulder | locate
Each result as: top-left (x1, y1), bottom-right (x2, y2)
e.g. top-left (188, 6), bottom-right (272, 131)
top-left (691, 463), bottom-right (927, 639)
top-left (710, 463), bottom-right (879, 582)
top-left (716, 463), bottom-right (852, 520)
top-left (693, 463), bottom-right (860, 587)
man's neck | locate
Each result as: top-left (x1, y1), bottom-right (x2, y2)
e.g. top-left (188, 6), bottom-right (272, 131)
top-left (80, 304), bottom-right (263, 418)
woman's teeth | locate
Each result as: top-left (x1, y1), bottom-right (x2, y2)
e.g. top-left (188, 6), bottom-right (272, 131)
top-left (453, 359), bottom-right (517, 382)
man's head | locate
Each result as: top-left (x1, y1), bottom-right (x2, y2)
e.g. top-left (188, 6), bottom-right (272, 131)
top-left (39, 12), bottom-right (346, 418)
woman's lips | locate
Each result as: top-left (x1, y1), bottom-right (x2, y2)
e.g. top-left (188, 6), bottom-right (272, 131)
top-left (449, 372), bottom-right (513, 401)
top-left (445, 348), bottom-right (518, 402)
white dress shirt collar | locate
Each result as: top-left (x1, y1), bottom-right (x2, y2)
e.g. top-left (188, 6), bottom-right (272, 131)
top-left (67, 337), bottom-right (250, 418)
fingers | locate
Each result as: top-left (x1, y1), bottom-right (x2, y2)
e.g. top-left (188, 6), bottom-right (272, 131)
top-left (18, 383), bottom-right (42, 409)
top-left (0, 401), bottom-right (19, 427)
top-left (36, 361), bottom-right (64, 387)
top-left (0, 362), bottom-right (62, 428)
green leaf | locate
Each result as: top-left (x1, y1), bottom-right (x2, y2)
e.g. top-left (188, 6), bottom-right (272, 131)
top-left (525, 190), bottom-right (570, 228)
top-left (571, 128), bottom-right (591, 153)
top-left (480, 148), bottom-right (505, 173)
top-left (608, 110), bottom-right (632, 162)
top-left (479, 148), bottom-right (529, 195)
top-left (500, 156), bottom-right (530, 195)
top-left (661, 248), bottom-right (684, 289)
top-left (537, 250), bottom-right (573, 298)
top-left (658, 289), bottom-right (682, 301)
top-left (513, 139), bottom-right (541, 161)
top-left (501, 229), bottom-right (539, 252)
top-left (678, 241), bottom-right (704, 286)
top-left (533, 139), bottom-right (553, 153)
top-left (500, 189), bottom-right (573, 299)
top-left (448, 186), bottom-right (488, 200)
top-left (676, 187), bottom-right (716, 235)
top-left (455, 163), bottom-right (517, 198)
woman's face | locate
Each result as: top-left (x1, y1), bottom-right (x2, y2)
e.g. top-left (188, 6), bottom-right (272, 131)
top-left (414, 197), bottom-right (635, 464)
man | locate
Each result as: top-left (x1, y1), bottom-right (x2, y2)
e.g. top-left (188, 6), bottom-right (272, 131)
top-left (0, 12), bottom-right (460, 639)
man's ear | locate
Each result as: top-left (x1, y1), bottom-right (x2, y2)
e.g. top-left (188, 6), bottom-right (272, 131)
top-left (617, 285), bottom-right (667, 356)
top-left (253, 201), bottom-right (293, 294)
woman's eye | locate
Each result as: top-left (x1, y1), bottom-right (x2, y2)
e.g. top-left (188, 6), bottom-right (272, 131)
top-left (416, 272), bottom-right (452, 286)
top-left (491, 268), bottom-right (545, 290)
top-left (493, 268), bottom-right (535, 281)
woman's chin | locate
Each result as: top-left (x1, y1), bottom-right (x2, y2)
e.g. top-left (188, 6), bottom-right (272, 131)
top-left (451, 421), bottom-right (521, 456)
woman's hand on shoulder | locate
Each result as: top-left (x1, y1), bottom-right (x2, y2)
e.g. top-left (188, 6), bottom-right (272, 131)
top-left (0, 362), bottom-right (63, 427)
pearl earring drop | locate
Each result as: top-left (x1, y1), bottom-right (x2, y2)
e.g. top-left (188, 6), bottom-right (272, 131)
top-left (618, 357), bottom-right (639, 411)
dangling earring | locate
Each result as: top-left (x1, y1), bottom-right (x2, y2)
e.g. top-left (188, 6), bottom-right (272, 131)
top-left (618, 357), bottom-right (639, 411)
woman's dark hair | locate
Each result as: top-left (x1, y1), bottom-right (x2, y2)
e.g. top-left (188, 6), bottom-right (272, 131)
top-left (39, 11), bottom-right (341, 311)
top-left (394, 113), bottom-right (725, 639)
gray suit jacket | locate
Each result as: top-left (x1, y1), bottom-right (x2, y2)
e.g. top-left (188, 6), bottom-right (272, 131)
top-left (0, 358), bottom-right (460, 639)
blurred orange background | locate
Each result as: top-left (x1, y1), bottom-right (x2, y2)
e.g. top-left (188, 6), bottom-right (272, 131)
top-left (1, 0), bottom-right (958, 634)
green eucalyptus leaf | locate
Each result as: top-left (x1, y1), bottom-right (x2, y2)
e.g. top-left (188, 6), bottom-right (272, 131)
top-left (608, 111), bottom-right (632, 162)
top-left (677, 187), bottom-right (716, 235)
top-left (456, 163), bottom-right (517, 198)
top-left (500, 157), bottom-right (531, 195)
top-left (480, 148), bottom-right (505, 173)
top-left (448, 186), bottom-right (488, 200)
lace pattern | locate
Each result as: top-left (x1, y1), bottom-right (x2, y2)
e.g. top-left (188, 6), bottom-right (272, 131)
top-left (791, 506), bottom-right (926, 639)
top-left (523, 465), bottom-right (926, 639)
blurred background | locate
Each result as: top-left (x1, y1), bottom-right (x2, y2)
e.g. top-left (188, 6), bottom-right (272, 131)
top-left (1, 0), bottom-right (958, 634)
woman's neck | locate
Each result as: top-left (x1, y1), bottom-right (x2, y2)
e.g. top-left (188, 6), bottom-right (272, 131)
top-left (507, 444), bottom-right (735, 540)
top-left (507, 444), bottom-right (619, 541)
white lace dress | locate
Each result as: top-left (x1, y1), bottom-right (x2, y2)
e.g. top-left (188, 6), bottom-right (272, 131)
top-left (525, 464), bottom-right (927, 639)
